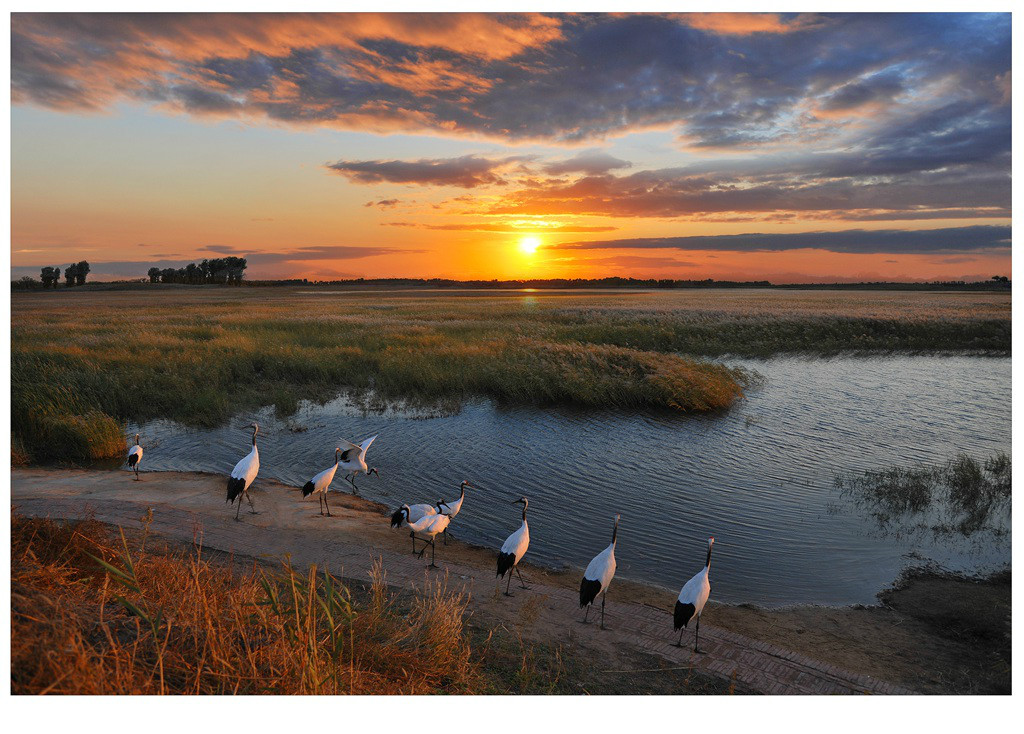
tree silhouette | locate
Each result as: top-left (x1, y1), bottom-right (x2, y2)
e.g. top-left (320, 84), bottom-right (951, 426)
top-left (148, 267), bottom-right (161, 284)
top-left (65, 263), bottom-right (78, 287)
top-left (75, 260), bottom-right (90, 286)
top-left (40, 266), bottom-right (57, 288)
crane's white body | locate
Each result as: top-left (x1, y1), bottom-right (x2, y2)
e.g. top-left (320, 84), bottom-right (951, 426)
top-left (406, 503), bottom-right (440, 523)
top-left (500, 519), bottom-right (530, 563)
top-left (677, 567), bottom-right (711, 616)
top-left (306, 461), bottom-right (339, 496)
top-left (128, 444), bottom-right (143, 463)
top-left (583, 543), bottom-right (617, 595)
top-left (231, 444), bottom-right (260, 490)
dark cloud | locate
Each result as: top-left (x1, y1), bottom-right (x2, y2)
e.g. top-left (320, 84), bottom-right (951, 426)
top-left (327, 155), bottom-right (524, 188)
top-left (198, 245), bottom-right (422, 263)
top-left (543, 150), bottom-right (632, 175)
top-left (383, 222), bottom-right (616, 233)
top-left (365, 199), bottom-right (401, 208)
top-left (10, 13), bottom-right (1010, 151)
top-left (559, 225), bottom-right (1011, 255)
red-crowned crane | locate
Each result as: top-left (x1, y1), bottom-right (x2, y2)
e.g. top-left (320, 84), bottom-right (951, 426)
top-left (674, 537), bottom-right (714, 652)
top-left (302, 447), bottom-right (343, 516)
top-left (390, 499), bottom-right (445, 528)
top-left (226, 422), bottom-right (260, 521)
top-left (579, 514), bottom-right (619, 629)
top-left (126, 434), bottom-right (143, 481)
top-left (497, 497), bottom-right (530, 596)
top-left (339, 435), bottom-right (379, 492)
top-left (393, 503), bottom-right (451, 568)
top-left (439, 479), bottom-right (475, 544)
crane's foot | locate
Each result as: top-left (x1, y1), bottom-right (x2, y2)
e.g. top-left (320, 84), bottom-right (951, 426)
top-left (503, 591), bottom-right (514, 597)
top-left (325, 512), bottom-right (333, 517)
top-left (694, 647), bottom-right (704, 654)
top-left (671, 642), bottom-right (684, 648)
top-left (248, 510), bottom-right (259, 515)
top-left (427, 562), bottom-right (440, 569)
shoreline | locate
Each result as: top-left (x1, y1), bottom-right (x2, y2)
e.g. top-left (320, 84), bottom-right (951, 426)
top-left (10, 468), bottom-right (1010, 694)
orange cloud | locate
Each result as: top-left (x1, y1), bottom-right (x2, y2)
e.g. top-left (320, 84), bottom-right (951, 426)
top-left (674, 13), bottom-right (822, 35)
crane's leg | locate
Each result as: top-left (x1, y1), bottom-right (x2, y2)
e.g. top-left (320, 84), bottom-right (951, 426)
top-left (504, 570), bottom-right (513, 596)
top-left (234, 496), bottom-right (242, 521)
top-left (443, 528), bottom-right (448, 546)
top-left (673, 627), bottom-right (684, 647)
top-left (134, 465), bottom-right (140, 481)
top-left (428, 539), bottom-right (439, 569)
top-left (601, 594), bottom-right (607, 630)
top-left (694, 616), bottom-right (701, 653)
top-left (515, 566), bottom-right (530, 590)
top-left (246, 491), bottom-right (258, 514)
top-left (582, 604), bottom-right (590, 624)
top-left (318, 494), bottom-right (324, 516)
top-left (324, 492), bottom-right (332, 517)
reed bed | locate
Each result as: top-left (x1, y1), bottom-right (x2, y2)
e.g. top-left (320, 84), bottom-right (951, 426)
top-left (11, 287), bottom-right (1008, 463)
top-left (11, 514), bottom-right (478, 694)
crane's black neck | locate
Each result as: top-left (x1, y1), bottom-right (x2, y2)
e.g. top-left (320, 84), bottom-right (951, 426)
top-left (251, 426), bottom-right (258, 446)
top-left (705, 544), bottom-right (713, 570)
top-left (521, 504), bottom-right (528, 522)
top-left (611, 521), bottom-right (618, 545)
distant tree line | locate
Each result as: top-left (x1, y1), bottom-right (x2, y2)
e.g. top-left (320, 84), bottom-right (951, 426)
top-left (147, 257), bottom-right (247, 285)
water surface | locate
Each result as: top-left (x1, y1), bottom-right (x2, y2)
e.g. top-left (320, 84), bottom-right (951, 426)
top-left (129, 355), bottom-right (1011, 606)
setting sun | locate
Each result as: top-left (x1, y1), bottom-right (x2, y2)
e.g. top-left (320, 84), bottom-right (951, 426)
top-left (519, 236), bottom-right (541, 255)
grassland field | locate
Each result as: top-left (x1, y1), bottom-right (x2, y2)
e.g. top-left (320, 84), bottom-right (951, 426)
top-left (11, 286), bottom-right (1010, 463)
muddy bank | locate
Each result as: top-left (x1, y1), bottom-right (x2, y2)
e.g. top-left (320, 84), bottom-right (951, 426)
top-left (10, 468), bottom-right (1010, 693)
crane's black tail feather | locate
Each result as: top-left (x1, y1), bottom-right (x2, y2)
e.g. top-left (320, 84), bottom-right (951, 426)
top-left (496, 551), bottom-right (517, 578)
top-left (390, 509), bottom-right (405, 528)
top-left (301, 481), bottom-right (316, 497)
top-left (579, 578), bottom-right (602, 608)
top-left (674, 601), bottom-right (696, 631)
top-left (127, 454), bottom-right (139, 468)
top-left (226, 476), bottom-right (246, 504)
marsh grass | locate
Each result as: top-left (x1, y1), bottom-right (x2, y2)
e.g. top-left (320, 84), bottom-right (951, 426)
top-left (11, 288), bottom-right (1008, 462)
top-left (11, 514), bottom-right (478, 694)
top-left (835, 452), bottom-right (1011, 536)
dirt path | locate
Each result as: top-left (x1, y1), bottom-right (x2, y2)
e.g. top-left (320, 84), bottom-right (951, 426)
top-left (10, 468), bottom-right (914, 695)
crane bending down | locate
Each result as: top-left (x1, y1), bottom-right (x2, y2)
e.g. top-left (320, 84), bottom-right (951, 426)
top-left (390, 499), bottom-right (444, 528)
top-left (339, 435), bottom-right (379, 492)
top-left (496, 497), bottom-right (530, 596)
top-left (302, 448), bottom-right (343, 516)
top-left (579, 514), bottom-right (619, 629)
top-left (226, 422), bottom-right (260, 521)
top-left (393, 504), bottom-right (451, 568)
top-left (674, 537), bottom-right (714, 652)
top-left (126, 434), bottom-right (143, 481)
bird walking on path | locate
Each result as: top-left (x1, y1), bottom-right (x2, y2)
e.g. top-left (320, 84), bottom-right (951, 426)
top-left (393, 503), bottom-right (451, 568)
top-left (226, 422), bottom-right (260, 521)
top-left (302, 448), bottom-right (343, 516)
top-left (127, 434), bottom-right (143, 481)
top-left (497, 497), bottom-right (530, 596)
top-left (439, 480), bottom-right (475, 544)
top-left (674, 537), bottom-right (714, 652)
top-left (339, 435), bottom-right (379, 492)
top-left (579, 514), bottom-right (619, 629)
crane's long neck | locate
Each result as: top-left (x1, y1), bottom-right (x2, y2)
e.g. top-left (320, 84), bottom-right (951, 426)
top-left (611, 520), bottom-right (618, 546)
top-left (134, 434), bottom-right (140, 447)
top-left (705, 544), bottom-right (713, 571)
top-left (521, 502), bottom-right (528, 523)
top-left (252, 426), bottom-right (258, 446)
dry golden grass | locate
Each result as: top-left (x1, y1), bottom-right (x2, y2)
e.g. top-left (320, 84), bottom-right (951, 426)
top-left (11, 514), bottom-right (479, 694)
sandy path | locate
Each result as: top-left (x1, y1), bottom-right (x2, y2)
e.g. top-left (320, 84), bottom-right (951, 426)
top-left (11, 468), bottom-right (913, 695)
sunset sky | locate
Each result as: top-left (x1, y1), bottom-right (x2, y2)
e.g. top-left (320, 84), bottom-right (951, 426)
top-left (9, 11), bottom-right (1012, 282)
